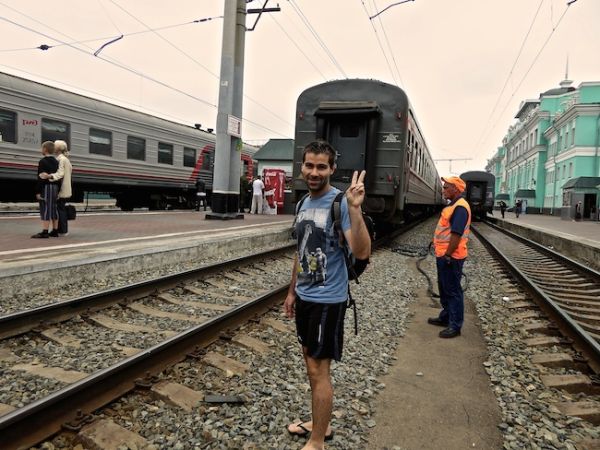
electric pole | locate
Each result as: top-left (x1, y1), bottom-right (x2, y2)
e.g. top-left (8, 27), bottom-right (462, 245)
top-left (433, 158), bottom-right (473, 174)
top-left (207, 0), bottom-right (280, 220)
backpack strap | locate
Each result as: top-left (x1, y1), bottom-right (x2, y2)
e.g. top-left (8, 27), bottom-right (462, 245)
top-left (291, 193), bottom-right (310, 235)
top-left (330, 192), bottom-right (360, 283)
top-left (332, 192), bottom-right (360, 335)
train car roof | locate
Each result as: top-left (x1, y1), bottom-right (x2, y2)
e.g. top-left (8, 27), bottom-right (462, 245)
top-left (460, 171), bottom-right (495, 182)
top-left (0, 71), bottom-right (256, 155)
top-left (298, 78), bottom-right (408, 103)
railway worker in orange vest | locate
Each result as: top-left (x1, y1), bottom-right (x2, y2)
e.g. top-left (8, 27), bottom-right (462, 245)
top-left (428, 176), bottom-right (471, 338)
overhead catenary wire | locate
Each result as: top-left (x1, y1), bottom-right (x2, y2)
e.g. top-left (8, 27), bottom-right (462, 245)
top-left (358, 0), bottom-right (403, 88)
top-left (0, 7), bottom-right (289, 137)
top-left (97, 0), bottom-right (123, 35)
top-left (0, 0), bottom-right (223, 53)
top-left (269, 14), bottom-right (328, 81)
top-left (108, 0), bottom-right (294, 129)
top-left (287, 0), bottom-right (347, 78)
top-left (0, 15), bottom-right (217, 108)
top-left (478, 1), bottom-right (576, 152)
top-left (474, 0), bottom-right (545, 151)
top-left (372, 0), bottom-right (406, 88)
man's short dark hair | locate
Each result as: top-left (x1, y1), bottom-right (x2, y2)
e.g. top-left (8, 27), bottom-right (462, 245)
top-left (302, 140), bottom-right (337, 168)
top-left (41, 141), bottom-right (55, 154)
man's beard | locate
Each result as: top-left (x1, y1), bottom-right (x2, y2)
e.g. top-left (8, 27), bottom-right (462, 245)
top-left (306, 176), bottom-right (329, 193)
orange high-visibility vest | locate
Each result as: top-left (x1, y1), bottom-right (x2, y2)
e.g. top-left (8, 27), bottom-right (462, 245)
top-left (433, 197), bottom-right (471, 259)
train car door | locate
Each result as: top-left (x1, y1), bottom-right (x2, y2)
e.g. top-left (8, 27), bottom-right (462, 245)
top-left (328, 119), bottom-right (367, 183)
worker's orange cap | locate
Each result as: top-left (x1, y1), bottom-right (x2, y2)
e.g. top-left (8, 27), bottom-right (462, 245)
top-left (441, 176), bottom-right (466, 193)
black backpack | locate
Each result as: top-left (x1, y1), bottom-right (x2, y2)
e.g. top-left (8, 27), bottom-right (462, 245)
top-left (294, 192), bottom-right (374, 281)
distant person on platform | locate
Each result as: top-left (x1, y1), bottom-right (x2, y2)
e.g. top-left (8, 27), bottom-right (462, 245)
top-left (239, 176), bottom-right (251, 213)
top-left (428, 176), bottom-right (471, 338)
top-left (515, 199), bottom-right (522, 218)
top-left (250, 175), bottom-right (264, 214)
top-left (32, 141), bottom-right (60, 238)
top-left (498, 200), bottom-right (507, 219)
top-left (575, 201), bottom-right (583, 221)
top-left (195, 178), bottom-right (207, 211)
top-left (39, 140), bottom-right (72, 236)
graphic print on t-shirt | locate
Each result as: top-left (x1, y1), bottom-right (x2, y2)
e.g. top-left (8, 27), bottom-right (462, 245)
top-left (296, 207), bottom-right (330, 286)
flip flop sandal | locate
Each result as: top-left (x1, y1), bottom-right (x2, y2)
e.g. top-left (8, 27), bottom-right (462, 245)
top-left (288, 421), bottom-right (310, 438)
top-left (287, 422), bottom-right (334, 441)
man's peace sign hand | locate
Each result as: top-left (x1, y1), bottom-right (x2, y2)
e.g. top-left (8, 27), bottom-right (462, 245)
top-left (346, 170), bottom-right (366, 208)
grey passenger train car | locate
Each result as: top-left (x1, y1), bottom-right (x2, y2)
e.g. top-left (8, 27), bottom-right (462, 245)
top-left (293, 79), bottom-right (442, 223)
top-left (460, 170), bottom-right (495, 221)
top-left (0, 72), bottom-right (256, 210)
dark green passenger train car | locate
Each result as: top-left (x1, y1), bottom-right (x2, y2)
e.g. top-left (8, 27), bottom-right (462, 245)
top-left (293, 79), bottom-right (441, 223)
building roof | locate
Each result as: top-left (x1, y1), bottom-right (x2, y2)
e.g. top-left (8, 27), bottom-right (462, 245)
top-left (515, 189), bottom-right (536, 198)
top-left (514, 99), bottom-right (540, 119)
top-left (253, 139), bottom-right (294, 161)
top-left (562, 177), bottom-right (600, 190)
top-left (540, 79), bottom-right (577, 97)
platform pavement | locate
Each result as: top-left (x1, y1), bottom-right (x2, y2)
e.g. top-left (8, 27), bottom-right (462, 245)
top-left (0, 210), bottom-right (293, 277)
top-left (491, 211), bottom-right (600, 249)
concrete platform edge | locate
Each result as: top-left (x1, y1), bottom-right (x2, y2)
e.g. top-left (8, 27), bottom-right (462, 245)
top-left (0, 225), bottom-right (293, 296)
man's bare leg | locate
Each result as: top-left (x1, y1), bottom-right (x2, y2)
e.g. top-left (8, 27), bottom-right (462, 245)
top-left (302, 350), bottom-right (332, 450)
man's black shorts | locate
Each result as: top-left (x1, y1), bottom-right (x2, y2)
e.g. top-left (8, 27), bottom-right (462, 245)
top-left (295, 298), bottom-right (347, 361)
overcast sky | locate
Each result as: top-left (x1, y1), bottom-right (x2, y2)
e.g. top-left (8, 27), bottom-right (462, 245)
top-left (1, 0), bottom-right (599, 175)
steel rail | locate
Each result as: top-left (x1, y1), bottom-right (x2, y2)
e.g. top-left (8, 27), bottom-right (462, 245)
top-left (472, 223), bottom-right (600, 374)
top-left (0, 243), bottom-right (294, 339)
top-left (485, 218), bottom-right (600, 278)
top-left (0, 284), bottom-right (288, 449)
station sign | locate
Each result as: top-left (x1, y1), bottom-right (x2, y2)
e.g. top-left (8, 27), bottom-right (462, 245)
top-left (227, 115), bottom-right (242, 138)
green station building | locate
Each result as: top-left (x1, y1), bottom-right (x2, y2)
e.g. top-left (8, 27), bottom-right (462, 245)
top-left (487, 78), bottom-right (600, 220)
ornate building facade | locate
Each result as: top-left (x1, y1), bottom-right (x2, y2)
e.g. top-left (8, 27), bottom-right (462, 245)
top-left (486, 79), bottom-right (600, 219)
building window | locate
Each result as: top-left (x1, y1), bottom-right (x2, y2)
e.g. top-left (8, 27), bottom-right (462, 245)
top-left (42, 118), bottom-right (70, 147)
top-left (569, 162), bottom-right (573, 177)
top-left (183, 147), bottom-right (196, 167)
top-left (158, 142), bottom-right (173, 165)
top-left (89, 128), bottom-right (112, 156)
top-left (0, 108), bottom-right (17, 143)
top-left (565, 131), bottom-right (568, 149)
top-left (571, 127), bottom-right (575, 145)
top-left (127, 136), bottom-right (145, 160)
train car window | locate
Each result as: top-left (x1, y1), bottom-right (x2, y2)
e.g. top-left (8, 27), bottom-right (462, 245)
top-left (158, 142), bottom-right (173, 165)
top-left (42, 118), bottom-right (70, 147)
top-left (0, 109), bottom-right (17, 143)
top-left (127, 136), bottom-right (145, 161)
top-left (183, 147), bottom-right (196, 167)
top-left (339, 123), bottom-right (360, 138)
top-left (89, 128), bottom-right (112, 156)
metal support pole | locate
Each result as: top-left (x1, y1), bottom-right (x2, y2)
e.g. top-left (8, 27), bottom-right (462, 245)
top-left (207, 0), bottom-right (246, 220)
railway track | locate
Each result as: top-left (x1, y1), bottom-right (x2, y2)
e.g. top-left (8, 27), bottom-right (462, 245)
top-left (0, 222), bottom-right (411, 449)
top-left (0, 245), bottom-right (295, 449)
top-left (473, 221), bottom-right (600, 424)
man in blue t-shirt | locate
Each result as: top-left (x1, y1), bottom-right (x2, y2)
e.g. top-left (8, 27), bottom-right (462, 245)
top-left (285, 140), bottom-right (371, 448)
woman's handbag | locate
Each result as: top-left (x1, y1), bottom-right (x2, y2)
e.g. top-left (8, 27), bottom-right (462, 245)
top-left (66, 204), bottom-right (77, 220)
